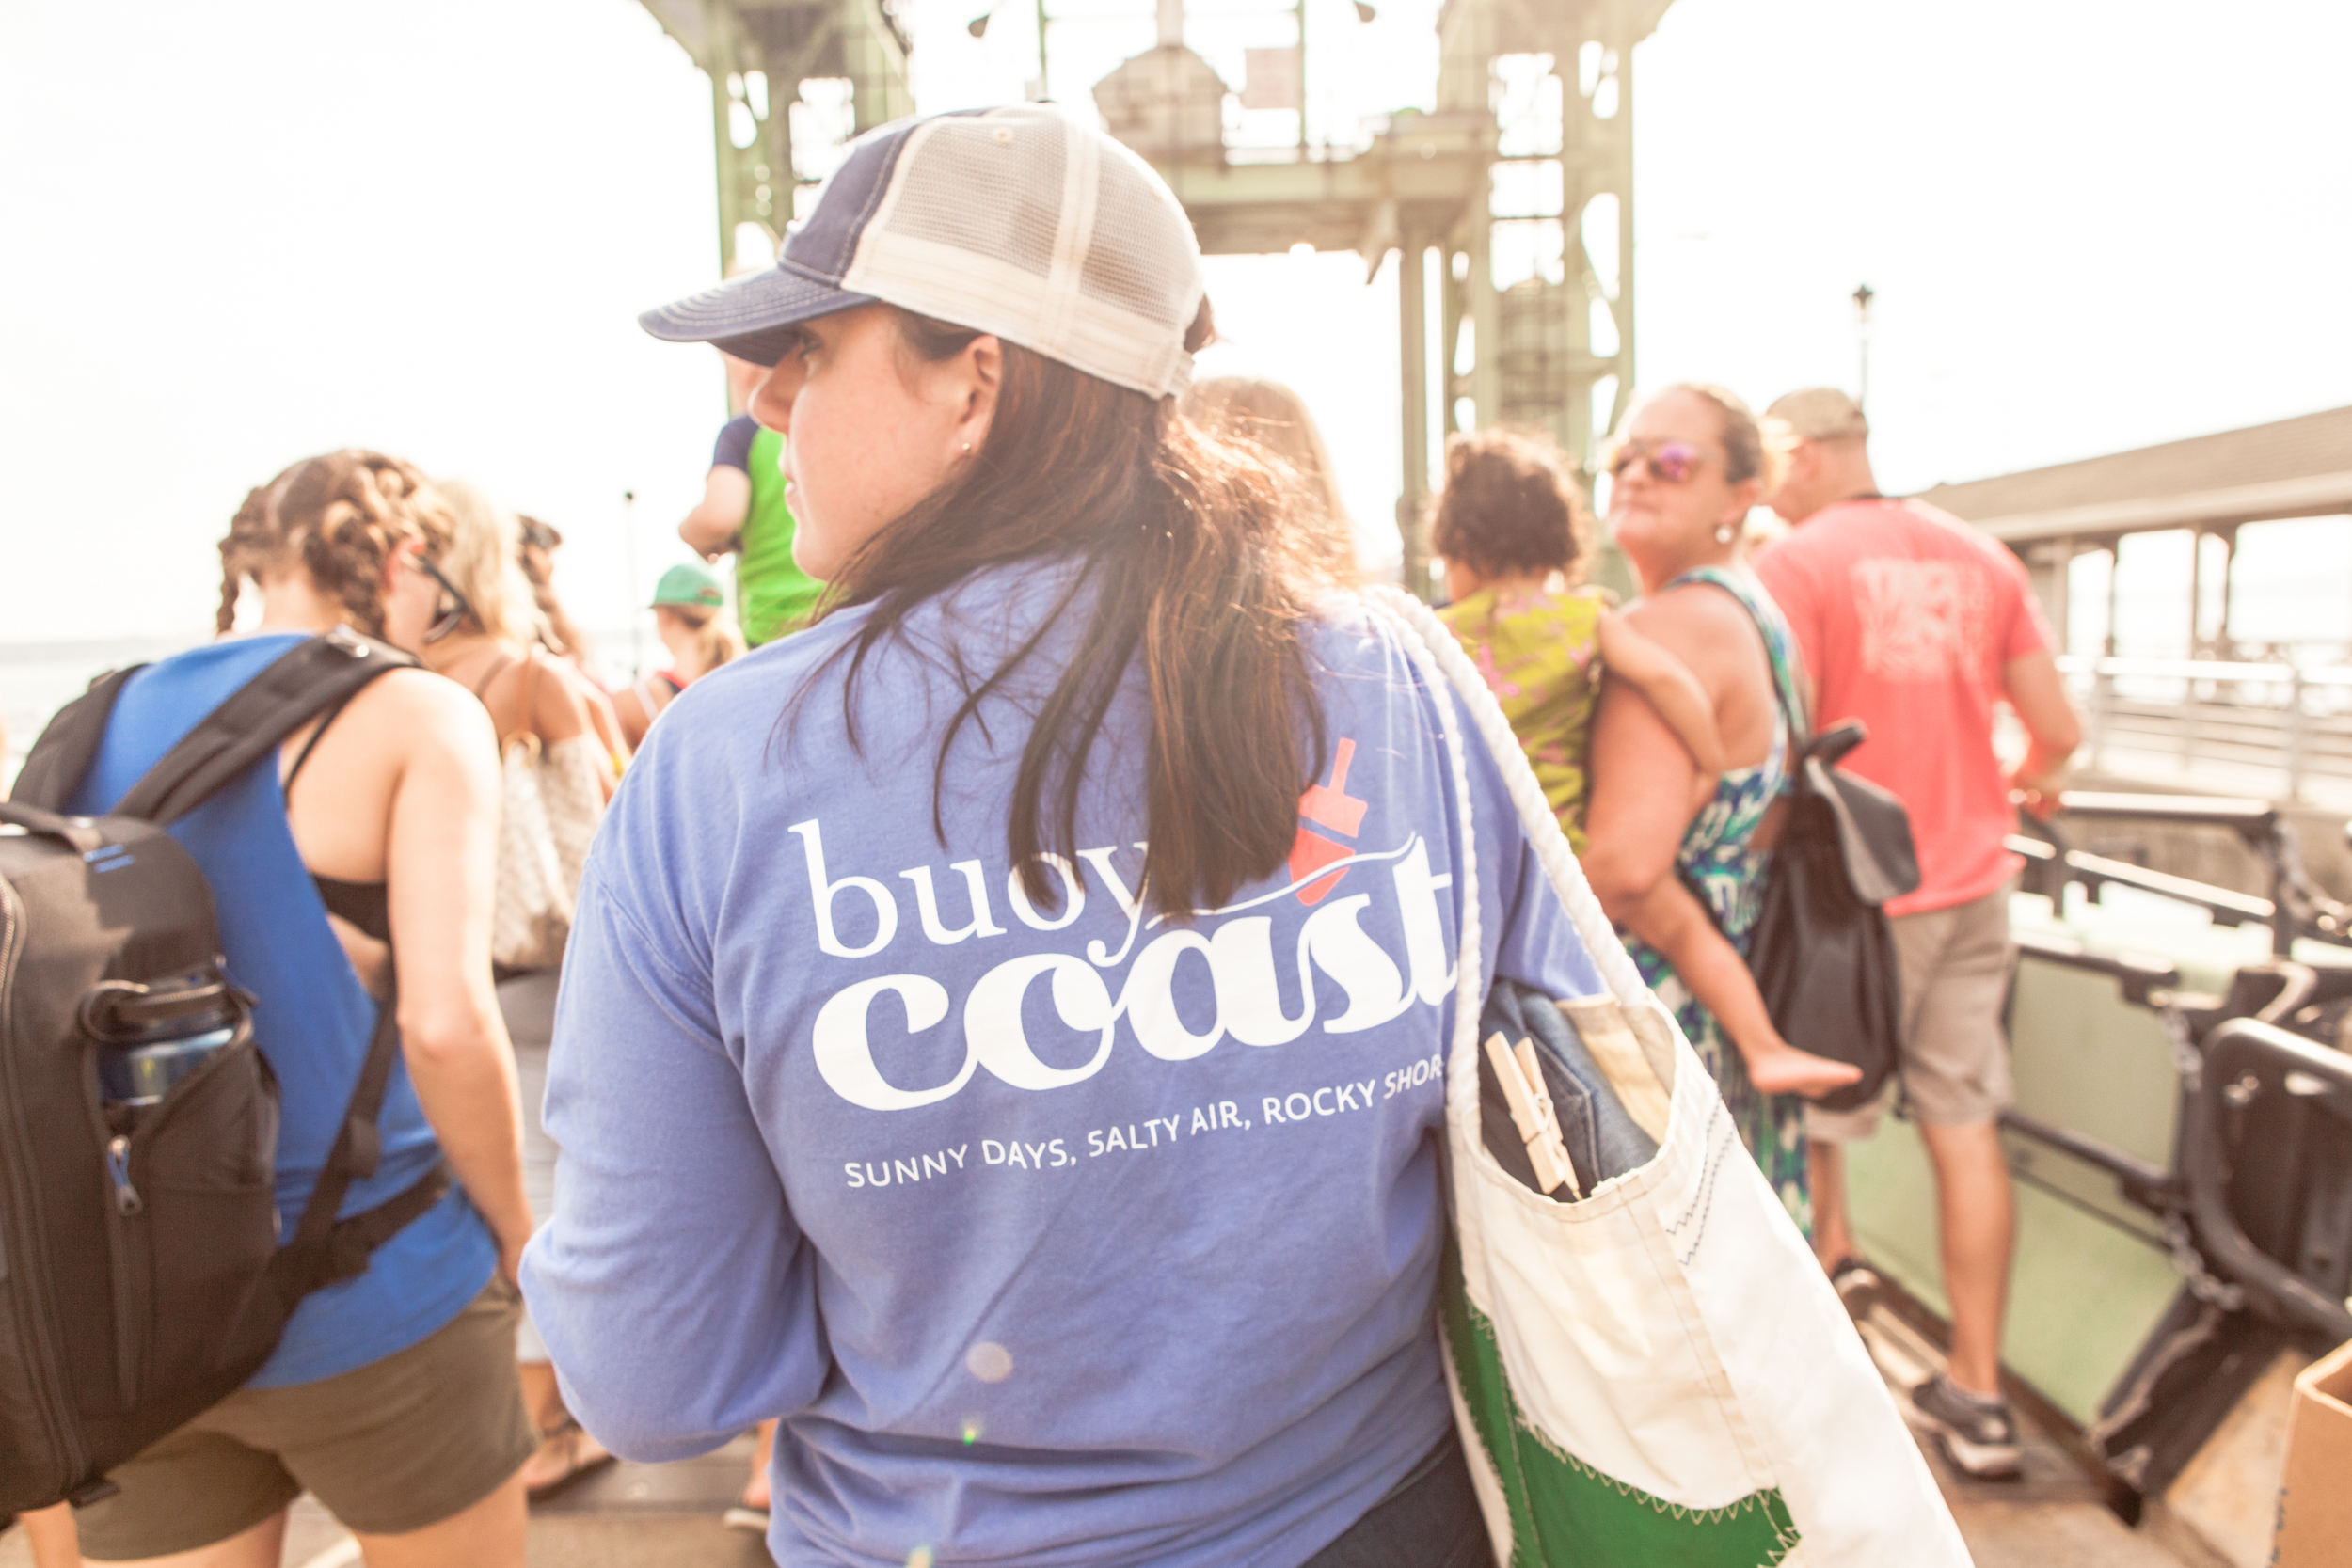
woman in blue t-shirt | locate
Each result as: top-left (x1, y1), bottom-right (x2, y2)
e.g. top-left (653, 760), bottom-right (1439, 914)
top-left (71, 451), bottom-right (535, 1567)
top-left (525, 107), bottom-right (1603, 1567)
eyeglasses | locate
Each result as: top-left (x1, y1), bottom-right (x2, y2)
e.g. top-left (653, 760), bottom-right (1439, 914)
top-left (1605, 439), bottom-right (1709, 484)
top-left (411, 555), bottom-right (473, 644)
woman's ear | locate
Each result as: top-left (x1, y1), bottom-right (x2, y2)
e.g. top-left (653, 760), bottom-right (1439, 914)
top-left (953, 334), bottom-right (1004, 451)
top-left (1722, 480), bottom-right (1760, 531)
top-left (380, 535), bottom-right (418, 596)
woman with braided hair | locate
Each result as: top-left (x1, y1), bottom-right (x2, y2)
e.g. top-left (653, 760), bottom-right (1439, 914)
top-left (66, 451), bottom-right (534, 1567)
top-left (1581, 386), bottom-right (1856, 1235)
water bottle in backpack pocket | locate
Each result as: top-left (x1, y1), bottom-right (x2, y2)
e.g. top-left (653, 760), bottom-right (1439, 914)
top-left (81, 968), bottom-right (283, 1416)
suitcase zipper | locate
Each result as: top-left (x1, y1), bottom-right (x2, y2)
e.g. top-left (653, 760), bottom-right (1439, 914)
top-left (0, 884), bottom-right (91, 1493)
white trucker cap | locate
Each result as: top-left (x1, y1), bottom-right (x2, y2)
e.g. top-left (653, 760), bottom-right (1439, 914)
top-left (640, 104), bottom-right (1207, 400)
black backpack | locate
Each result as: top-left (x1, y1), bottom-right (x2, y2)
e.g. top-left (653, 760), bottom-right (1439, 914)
top-left (0, 630), bottom-right (453, 1514)
top-left (1745, 719), bottom-right (1921, 1112)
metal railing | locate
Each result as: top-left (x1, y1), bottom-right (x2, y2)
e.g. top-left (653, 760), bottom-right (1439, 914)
top-left (2058, 654), bottom-right (2352, 801)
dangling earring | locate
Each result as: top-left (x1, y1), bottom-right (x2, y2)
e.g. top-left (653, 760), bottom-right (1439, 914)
top-left (1714, 523), bottom-right (1736, 545)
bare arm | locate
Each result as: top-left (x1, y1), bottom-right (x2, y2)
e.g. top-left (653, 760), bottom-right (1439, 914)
top-left (612, 680), bottom-right (654, 752)
top-left (540, 657), bottom-right (628, 796)
top-left (580, 683), bottom-right (628, 786)
top-left (2003, 648), bottom-right (2082, 813)
top-left (677, 467), bottom-right (752, 561)
top-left (1583, 678), bottom-right (1793, 1062)
top-left (388, 683), bottom-right (534, 1283)
top-left (1597, 611), bottom-right (1726, 777)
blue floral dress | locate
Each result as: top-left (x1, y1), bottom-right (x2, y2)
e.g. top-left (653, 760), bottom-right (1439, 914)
top-left (1619, 565), bottom-right (1814, 1235)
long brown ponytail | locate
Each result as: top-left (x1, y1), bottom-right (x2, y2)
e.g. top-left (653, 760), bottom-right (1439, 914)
top-left (808, 304), bottom-right (1325, 921)
top-left (216, 451), bottom-right (453, 636)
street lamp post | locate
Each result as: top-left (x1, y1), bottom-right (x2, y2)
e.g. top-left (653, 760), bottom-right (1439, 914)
top-left (1852, 281), bottom-right (1876, 408)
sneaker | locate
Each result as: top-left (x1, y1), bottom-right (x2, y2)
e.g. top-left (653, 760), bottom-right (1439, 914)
top-left (1909, 1372), bottom-right (2023, 1480)
top-left (1826, 1256), bottom-right (1882, 1317)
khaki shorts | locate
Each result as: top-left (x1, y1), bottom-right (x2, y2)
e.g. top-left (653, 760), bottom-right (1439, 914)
top-left (77, 1278), bottom-right (534, 1560)
top-left (1808, 881), bottom-right (2018, 1142)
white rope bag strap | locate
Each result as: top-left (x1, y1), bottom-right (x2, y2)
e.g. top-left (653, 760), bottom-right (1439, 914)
top-left (1362, 585), bottom-right (1659, 1014)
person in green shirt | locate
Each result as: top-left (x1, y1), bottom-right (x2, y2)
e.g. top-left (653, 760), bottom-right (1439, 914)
top-left (677, 359), bottom-right (825, 645)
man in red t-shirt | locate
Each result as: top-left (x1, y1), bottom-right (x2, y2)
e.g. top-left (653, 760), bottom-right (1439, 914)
top-left (1755, 388), bottom-right (2080, 1480)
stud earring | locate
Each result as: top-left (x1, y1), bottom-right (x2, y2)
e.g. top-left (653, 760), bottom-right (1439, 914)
top-left (961, 441), bottom-right (973, 455)
top-left (1715, 523), bottom-right (1736, 545)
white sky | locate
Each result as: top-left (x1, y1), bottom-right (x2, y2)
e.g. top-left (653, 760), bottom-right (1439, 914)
top-left (2, 0), bottom-right (2348, 656)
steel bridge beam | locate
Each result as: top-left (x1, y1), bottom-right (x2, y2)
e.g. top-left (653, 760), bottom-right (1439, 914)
top-left (639, 0), bottom-right (914, 270)
top-left (646, 0), bottom-right (1675, 594)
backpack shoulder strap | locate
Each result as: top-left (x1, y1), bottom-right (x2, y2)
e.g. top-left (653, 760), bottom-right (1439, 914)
top-left (1660, 564), bottom-right (1811, 746)
top-left (114, 630), bottom-right (418, 826)
top-left (265, 968), bottom-right (455, 1306)
top-left (10, 665), bottom-right (146, 811)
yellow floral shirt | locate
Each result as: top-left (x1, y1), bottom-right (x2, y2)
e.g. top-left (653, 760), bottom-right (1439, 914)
top-left (1438, 584), bottom-right (1608, 852)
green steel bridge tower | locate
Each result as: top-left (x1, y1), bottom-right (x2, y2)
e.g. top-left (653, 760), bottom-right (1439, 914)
top-left (638, 0), bottom-right (1672, 592)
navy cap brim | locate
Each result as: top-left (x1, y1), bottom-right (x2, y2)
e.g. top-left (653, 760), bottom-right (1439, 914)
top-left (638, 263), bottom-right (878, 368)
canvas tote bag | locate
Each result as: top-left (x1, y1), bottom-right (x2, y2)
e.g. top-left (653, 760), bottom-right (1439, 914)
top-left (1364, 587), bottom-right (1968, 1568)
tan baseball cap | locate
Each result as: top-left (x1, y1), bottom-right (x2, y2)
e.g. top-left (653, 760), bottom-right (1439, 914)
top-left (1765, 388), bottom-right (1869, 442)
top-left (642, 104), bottom-right (1206, 400)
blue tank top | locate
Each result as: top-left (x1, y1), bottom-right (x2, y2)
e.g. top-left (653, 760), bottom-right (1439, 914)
top-left (69, 635), bottom-right (495, 1388)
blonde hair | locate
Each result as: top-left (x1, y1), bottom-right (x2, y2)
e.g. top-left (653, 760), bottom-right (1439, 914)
top-left (215, 451), bottom-right (453, 637)
top-left (1180, 375), bottom-right (1356, 582)
top-left (1638, 383), bottom-right (1779, 492)
top-left (434, 479), bottom-right (550, 646)
top-left (657, 602), bottom-right (747, 674)
top-left (516, 515), bottom-right (592, 658)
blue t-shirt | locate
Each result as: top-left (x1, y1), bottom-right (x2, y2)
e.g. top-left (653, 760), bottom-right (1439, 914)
top-left (72, 637), bottom-right (496, 1388)
top-left (711, 411), bottom-right (758, 473)
top-left (521, 561), bottom-right (1601, 1566)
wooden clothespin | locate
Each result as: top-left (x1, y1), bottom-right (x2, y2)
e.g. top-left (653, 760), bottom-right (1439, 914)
top-left (1484, 1031), bottom-right (1581, 1197)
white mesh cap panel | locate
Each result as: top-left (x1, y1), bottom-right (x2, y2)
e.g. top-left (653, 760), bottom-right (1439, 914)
top-left (1079, 139), bottom-right (1200, 333)
top-left (871, 114), bottom-right (1066, 280)
top-left (840, 105), bottom-right (1205, 398)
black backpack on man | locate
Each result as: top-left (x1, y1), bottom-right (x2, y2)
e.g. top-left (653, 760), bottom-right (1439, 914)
top-left (0, 630), bottom-right (453, 1515)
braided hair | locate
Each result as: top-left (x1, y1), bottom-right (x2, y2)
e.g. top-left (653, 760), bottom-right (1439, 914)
top-left (215, 451), bottom-right (453, 637)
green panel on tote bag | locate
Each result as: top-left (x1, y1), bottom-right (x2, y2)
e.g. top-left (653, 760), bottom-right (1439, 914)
top-left (1442, 1246), bottom-right (1800, 1568)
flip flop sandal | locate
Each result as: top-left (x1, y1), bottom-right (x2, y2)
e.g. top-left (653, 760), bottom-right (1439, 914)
top-left (524, 1417), bottom-right (618, 1502)
top-left (1827, 1255), bottom-right (1883, 1316)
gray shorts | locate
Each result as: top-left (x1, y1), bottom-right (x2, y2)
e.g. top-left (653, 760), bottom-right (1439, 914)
top-left (76, 1279), bottom-right (532, 1557)
top-left (1807, 881), bottom-right (2017, 1142)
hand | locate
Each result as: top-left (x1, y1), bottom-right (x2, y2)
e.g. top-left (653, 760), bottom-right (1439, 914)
top-left (500, 1235), bottom-right (530, 1292)
top-left (2009, 775), bottom-right (2061, 822)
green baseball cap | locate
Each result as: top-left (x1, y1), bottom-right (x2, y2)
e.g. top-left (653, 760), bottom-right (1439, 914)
top-left (652, 562), bottom-right (726, 609)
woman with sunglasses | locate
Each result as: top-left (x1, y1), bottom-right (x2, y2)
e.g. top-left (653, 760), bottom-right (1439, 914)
top-left (419, 483), bottom-right (628, 798)
top-left (1580, 387), bottom-right (1860, 1233)
top-left (1429, 428), bottom-right (1859, 1117)
top-left (522, 105), bottom-right (1617, 1567)
top-left (61, 451), bottom-right (534, 1566)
